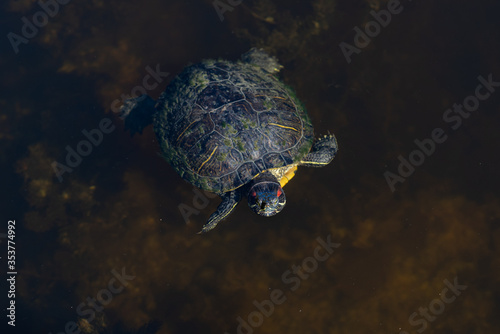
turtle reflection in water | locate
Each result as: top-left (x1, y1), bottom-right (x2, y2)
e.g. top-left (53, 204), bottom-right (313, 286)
top-left (121, 48), bottom-right (338, 233)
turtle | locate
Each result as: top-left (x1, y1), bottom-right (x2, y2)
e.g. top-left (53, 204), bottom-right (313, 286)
top-left (120, 48), bottom-right (338, 233)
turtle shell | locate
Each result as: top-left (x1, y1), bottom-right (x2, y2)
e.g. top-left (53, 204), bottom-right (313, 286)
top-left (154, 57), bottom-right (314, 193)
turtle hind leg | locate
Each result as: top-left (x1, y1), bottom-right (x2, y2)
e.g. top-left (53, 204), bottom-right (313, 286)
top-left (198, 190), bottom-right (241, 234)
top-left (120, 95), bottom-right (156, 136)
top-left (300, 134), bottom-right (338, 167)
top-left (241, 48), bottom-right (283, 74)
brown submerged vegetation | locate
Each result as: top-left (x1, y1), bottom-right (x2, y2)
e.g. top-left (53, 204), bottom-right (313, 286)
top-left (5, 0), bottom-right (500, 333)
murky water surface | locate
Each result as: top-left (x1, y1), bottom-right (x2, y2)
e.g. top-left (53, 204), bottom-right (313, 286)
top-left (1, 0), bottom-right (499, 333)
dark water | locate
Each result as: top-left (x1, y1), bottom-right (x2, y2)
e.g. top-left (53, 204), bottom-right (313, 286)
top-left (1, 0), bottom-right (499, 333)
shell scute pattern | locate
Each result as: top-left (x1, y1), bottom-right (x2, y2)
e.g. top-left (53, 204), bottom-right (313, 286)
top-left (237, 162), bottom-right (261, 184)
top-left (154, 59), bottom-right (313, 193)
top-left (243, 89), bottom-right (268, 112)
top-left (196, 83), bottom-right (244, 111)
top-left (262, 153), bottom-right (288, 169)
top-left (204, 65), bottom-right (230, 82)
top-left (236, 129), bottom-right (269, 160)
top-left (211, 101), bottom-right (257, 138)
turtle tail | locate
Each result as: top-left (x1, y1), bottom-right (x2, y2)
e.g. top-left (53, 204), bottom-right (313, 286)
top-left (120, 95), bottom-right (156, 136)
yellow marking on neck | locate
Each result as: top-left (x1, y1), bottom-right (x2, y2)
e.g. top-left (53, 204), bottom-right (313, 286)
top-left (197, 145), bottom-right (218, 173)
top-left (279, 166), bottom-right (297, 188)
top-left (268, 123), bottom-right (299, 132)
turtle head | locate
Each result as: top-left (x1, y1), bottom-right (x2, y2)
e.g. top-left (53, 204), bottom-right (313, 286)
top-left (247, 177), bottom-right (286, 217)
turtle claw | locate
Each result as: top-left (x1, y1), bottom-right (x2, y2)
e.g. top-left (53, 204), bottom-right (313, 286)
top-left (197, 190), bottom-right (241, 234)
top-left (299, 134), bottom-right (338, 167)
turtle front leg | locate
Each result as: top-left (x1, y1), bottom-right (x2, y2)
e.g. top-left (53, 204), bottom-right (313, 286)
top-left (120, 95), bottom-right (156, 136)
top-left (300, 134), bottom-right (338, 167)
top-left (198, 190), bottom-right (241, 234)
